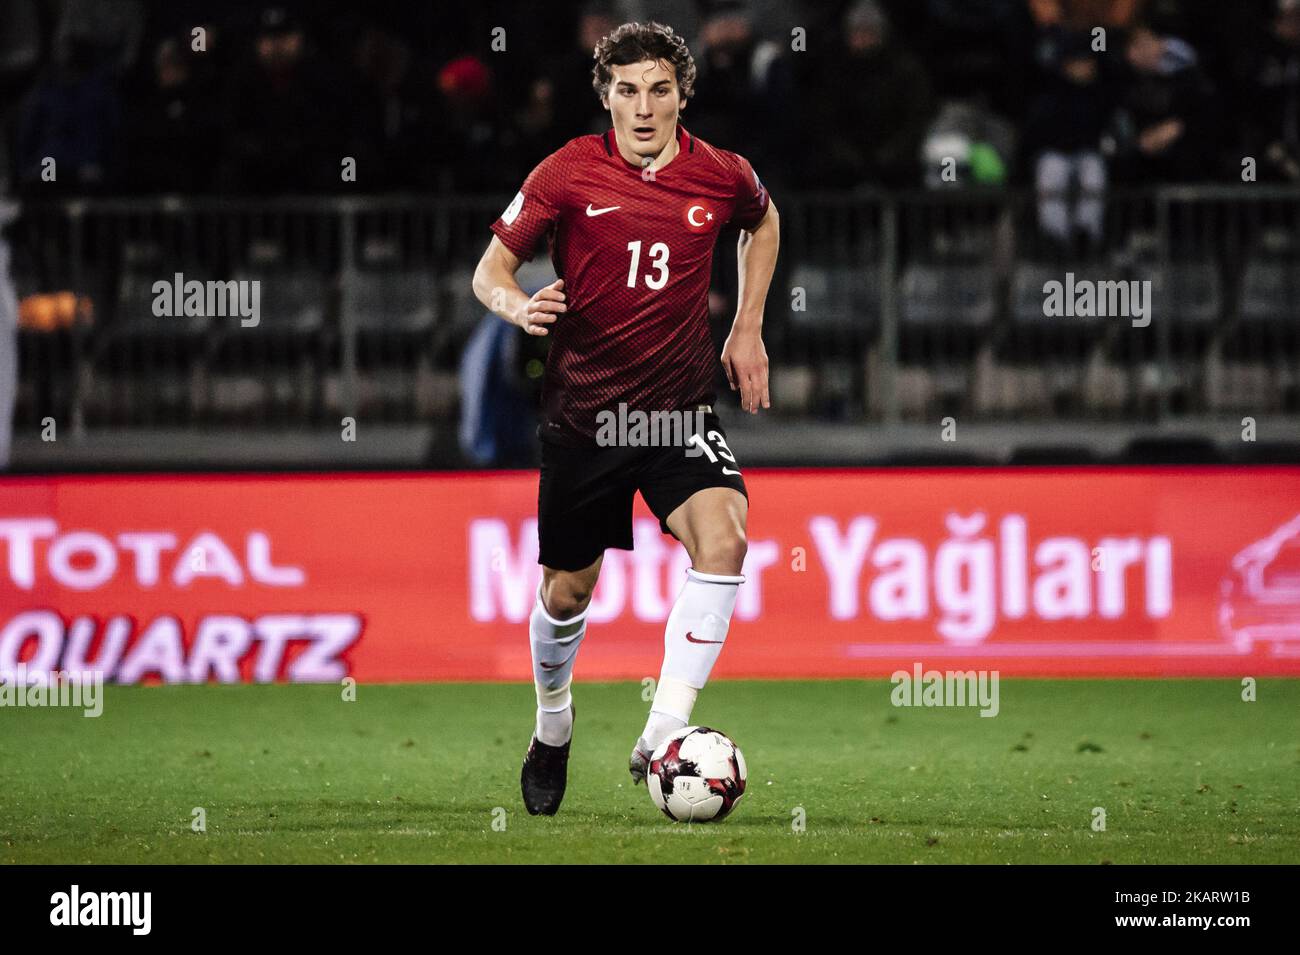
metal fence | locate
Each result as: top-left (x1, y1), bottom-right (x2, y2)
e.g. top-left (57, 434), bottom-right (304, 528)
top-left (9, 186), bottom-right (1300, 440)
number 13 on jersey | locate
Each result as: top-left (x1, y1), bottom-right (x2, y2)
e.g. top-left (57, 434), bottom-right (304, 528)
top-left (626, 240), bottom-right (669, 290)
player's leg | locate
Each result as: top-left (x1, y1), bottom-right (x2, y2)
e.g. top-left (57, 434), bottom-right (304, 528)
top-left (520, 557), bottom-right (602, 816)
top-left (632, 415), bottom-right (749, 781)
top-left (663, 486), bottom-right (748, 575)
top-left (532, 557), bottom-right (603, 746)
top-left (522, 439), bottom-right (634, 814)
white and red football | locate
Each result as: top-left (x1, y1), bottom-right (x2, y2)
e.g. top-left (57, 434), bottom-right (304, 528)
top-left (647, 726), bottom-right (747, 822)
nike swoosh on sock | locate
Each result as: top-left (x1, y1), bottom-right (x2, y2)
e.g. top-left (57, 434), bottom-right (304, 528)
top-left (685, 631), bottom-right (725, 644)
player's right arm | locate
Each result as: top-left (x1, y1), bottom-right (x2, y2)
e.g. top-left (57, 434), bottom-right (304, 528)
top-left (472, 236), bottom-right (566, 336)
top-left (474, 149), bottom-right (570, 336)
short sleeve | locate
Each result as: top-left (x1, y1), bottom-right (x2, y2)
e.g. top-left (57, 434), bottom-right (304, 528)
top-left (727, 153), bottom-right (770, 231)
top-left (490, 153), bottom-right (565, 261)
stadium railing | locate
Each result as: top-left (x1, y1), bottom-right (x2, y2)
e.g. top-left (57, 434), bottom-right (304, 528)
top-left (9, 186), bottom-right (1299, 451)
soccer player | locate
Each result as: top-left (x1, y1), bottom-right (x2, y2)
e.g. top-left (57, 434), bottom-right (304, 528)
top-left (471, 21), bottom-right (779, 815)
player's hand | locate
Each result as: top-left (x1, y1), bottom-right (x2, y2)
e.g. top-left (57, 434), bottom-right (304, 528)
top-left (721, 326), bottom-right (770, 414)
top-left (514, 279), bottom-right (566, 336)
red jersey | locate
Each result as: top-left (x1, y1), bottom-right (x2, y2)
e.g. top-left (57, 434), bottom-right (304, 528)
top-left (490, 123), bottom-right (770, 446)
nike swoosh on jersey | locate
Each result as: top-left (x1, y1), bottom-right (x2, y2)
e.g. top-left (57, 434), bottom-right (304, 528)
top-left (539, 661), bottom-right (565, 670)
top-left (585, 204), bottom-right (620, 216)
top-left (685, 631), bottom-right (725, 644)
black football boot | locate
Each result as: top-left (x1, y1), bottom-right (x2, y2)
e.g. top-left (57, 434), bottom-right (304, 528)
top-left (520, 704), bottom-right (575, 815)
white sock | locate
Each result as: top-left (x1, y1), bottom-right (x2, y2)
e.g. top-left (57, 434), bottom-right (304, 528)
top-left (530, 585), bottom-right (587, 746)
top-left (639, 684), bottom-right (690, 754)
top-left (536, 701), bottom-right (573, 747)
top-left (640, 567), bottom-right (744, 751)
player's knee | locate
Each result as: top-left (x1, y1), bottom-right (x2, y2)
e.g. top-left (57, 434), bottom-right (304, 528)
top-left (550, 593), bottom-right (591, 620)
top-left (693, 530), bottom-right (747, 576)
top-left (541, 579), bottom-right (592, 620)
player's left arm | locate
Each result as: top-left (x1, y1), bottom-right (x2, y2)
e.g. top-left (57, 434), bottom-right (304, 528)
top-left (721, 200), bottom-right (779, 414)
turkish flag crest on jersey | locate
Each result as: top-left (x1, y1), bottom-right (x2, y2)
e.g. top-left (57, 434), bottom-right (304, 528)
top-left (682, 200), bottom-right (720, 233)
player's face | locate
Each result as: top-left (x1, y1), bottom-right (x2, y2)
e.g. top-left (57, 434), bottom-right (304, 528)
top-left (604, 60), bottom-right (683, 160)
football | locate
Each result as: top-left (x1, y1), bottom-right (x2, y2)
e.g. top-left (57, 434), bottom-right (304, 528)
top-left (646, 726), bottom-right (747, 822)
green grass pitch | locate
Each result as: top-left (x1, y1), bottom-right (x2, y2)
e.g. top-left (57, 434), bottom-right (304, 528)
top-left (2, 679), bottom-right (1297, 864)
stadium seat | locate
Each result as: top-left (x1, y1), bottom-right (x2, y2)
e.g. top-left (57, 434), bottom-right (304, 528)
top-left (1009, 262), bottom-right (1065, 326)
top-left (1240, 259), bottom-right (1298, 323)
top-left (82, 243), bottom-right (210, 426)
top-left (1219, 255), bottom-right (1300, 406)
top-left (1107, 259), bottom-right (1220, 365)
top-left (349, 268), bottom-right (440, 419)
top-left (783, 264), bottom-right (879, 410)
top-left (787, 264), bottom-right (881, 330)
top-left (1146, 261), bottom-right (1222, 326)
top-left (348, 268), bottom-right (438, 335)
top-left (900, 263), bottom-right (996, 328)
top-left (1237, 257), bottom-right (1300, 352)
top-left (893, 263), bottom-right (998, 415)
top-left (201, 267), bottom-right (329, 424)
top-left (229, 267), bottom-right (327, 335)
top-left (1006, 262), bottom-right (1092, 366)
top-left (899, 262), bottom-right (996, 363)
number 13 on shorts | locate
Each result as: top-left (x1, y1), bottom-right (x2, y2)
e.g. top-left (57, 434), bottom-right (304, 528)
top-left (688, 430), bottom-right (741, 475)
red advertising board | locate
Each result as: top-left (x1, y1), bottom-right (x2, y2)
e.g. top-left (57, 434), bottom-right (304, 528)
top-left (2, 468), bottom-right (1299, 682)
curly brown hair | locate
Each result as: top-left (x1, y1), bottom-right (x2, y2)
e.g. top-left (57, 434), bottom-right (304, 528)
top-left (591, 21), bottom-right (696, 104)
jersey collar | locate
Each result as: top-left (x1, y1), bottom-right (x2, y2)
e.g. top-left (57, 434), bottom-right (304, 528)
top-left (602, 123), bottom-right (694, 170)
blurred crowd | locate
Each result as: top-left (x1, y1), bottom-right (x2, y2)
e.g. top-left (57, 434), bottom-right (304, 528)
top-left (0, 0), bottom-right (1298, 203)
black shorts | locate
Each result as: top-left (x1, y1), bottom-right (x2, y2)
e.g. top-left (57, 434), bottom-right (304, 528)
top-left (537, 408), bottom-right (748, 571)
